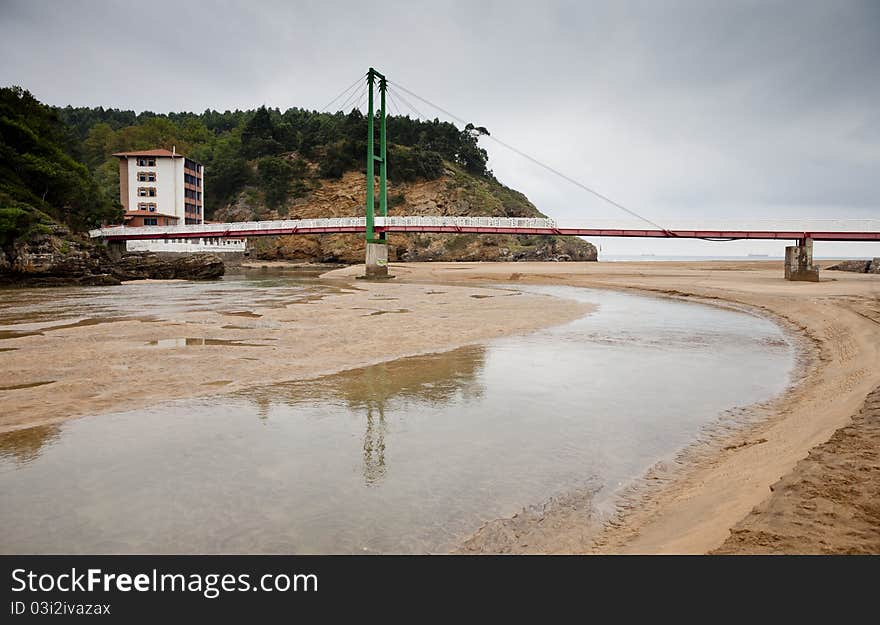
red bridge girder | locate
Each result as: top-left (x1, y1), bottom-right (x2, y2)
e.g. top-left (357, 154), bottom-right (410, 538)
top-left (98, 226), bottom-right (880, 242)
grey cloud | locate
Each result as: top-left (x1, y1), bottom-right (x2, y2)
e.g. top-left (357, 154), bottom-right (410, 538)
top-left (1, 0), bottom-right (877, 255)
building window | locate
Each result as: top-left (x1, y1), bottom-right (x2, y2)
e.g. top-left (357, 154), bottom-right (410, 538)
top-left (137, 171), bottom-right (157, 182)
top-left (137, 187), bottom-right (157, 197)
top-left (144, 218), bottom-right (158, 226)
top-left (136, 158), bottom-right (157, 167)
top-left (137, 202), bottom-right (157, 212)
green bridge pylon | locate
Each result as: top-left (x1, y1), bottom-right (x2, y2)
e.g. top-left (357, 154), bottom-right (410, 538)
top-left (363, 67), bottom-right (391, 279)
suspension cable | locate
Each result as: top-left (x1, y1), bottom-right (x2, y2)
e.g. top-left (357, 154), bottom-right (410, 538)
top-left (354, 86), bottom-right (369, 113)
top-left (337, 82), bottom-right (367, 115)
top-left (387, 90), bottom-right (403, 117)
top-left (319, 73), bottom-right (366, 113)
top-left (388, 86), bottom-right (427, 120)
top-left (390, 81), bottom-right (674, 234)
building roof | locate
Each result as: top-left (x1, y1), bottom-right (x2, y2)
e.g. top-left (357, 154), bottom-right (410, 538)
top-left (113, 149), bottom-right (182, 158)
top-left (123, 210), bottom-right (180, 220)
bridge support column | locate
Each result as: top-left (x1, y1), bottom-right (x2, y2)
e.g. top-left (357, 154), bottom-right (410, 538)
top-left (363, 241), bottom-right (390, 279)
top-left (359, 67), bottom-right (392, 281)
top-left (102, 239), bottom-right (126, 261)
top-left (784, 237), bottom-right (819, 282)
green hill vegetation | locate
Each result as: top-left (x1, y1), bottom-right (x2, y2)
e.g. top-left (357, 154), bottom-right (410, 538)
top-left (0, 87), bottom-right (120, 252)
top-left (58, 101), bottom-right (493, 218)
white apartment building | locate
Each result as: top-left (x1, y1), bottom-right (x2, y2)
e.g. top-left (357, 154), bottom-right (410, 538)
top-left (114, 148), bottom-right (204, 226)
top-left (114, 148), bottom-right (245, 252)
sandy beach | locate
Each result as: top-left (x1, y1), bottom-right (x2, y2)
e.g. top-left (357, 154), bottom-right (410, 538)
top-left (0, 278), bottom-right (590, 433)
top-left (2, 259), bottom-right (878, 554)
top-left (333, 260), bottom-right (878, 554)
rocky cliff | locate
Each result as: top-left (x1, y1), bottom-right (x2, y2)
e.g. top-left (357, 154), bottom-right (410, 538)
top-left (0, 224), bottom-right (224, 286)
top-left (215, 162), bottom-right (597, 264)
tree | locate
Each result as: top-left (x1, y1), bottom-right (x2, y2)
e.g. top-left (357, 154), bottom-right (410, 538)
top-left (388, 145), bottom-right (444, 182)
top-left (318, 140), bottom-right (356, 179)
top-left (456, 132), bottom-right (489, 175)
top-left (82, 122), bottom-right (114, 168)
top-left (134, 117), bottom-right (187, 153)
top-left (204, 134), bottom-right (251, 212)
top-left (0, 86), bottom-right (121, 234)
top-left (45, 97), bottom-right (499, 222)
top-left (257, 156), bottom-right (294, 209)
top-left (241, 107), bottom-right (281, 159)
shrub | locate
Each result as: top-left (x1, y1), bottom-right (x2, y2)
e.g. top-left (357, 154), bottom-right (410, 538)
top-left (257, 156), bottom-right (294, 209)
top-left (388, 146), bottom-right (444, 182)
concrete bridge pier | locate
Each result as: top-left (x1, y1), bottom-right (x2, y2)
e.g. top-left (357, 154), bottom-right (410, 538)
top-left (362, 241), bottom-right (391, 280)
top-left (785, 237), bottom-right (819, 282)
top-left (102, 239), bottom-right (126, 261)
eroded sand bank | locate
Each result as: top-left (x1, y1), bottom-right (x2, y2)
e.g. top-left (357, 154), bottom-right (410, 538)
top-left (712, 386), bottom-right (880, 554)
top-left (0, 278), bottom-right (591, 433)
top-left (328, 261), bottom-right (880, 554)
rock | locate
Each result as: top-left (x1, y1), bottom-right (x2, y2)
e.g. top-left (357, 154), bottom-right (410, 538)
top-left (0, 225), bottom-right (121, 286)
top-left (827, 260), bottom-right (872, 273)
top-left (170, 253), bottom-right (225, 280)
top-left (18, 273), bottom-right (122, 287)
top-left (1, 226), bottom-right (224, 285)
top-left (109, 252), bottom-right (224, 281)
top-left (108, 253), bottom-right (172, 280)
top-left (870, 259), bottom-right (880, 274)
top-left (82, 274), bottom-right (123, 286)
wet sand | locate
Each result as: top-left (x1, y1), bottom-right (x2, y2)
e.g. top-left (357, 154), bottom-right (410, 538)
top-left (326, 260), bottom-right (880, 554)
top-left (0, 278), bottom-right (590, 433)
top-left (3, 259), bottom-right (878, 554)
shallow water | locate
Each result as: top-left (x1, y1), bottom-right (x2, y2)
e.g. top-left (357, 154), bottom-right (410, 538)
top-left (0, 268), bottom-right (349, 334)
top-left (0, 279), bottom-right (795, 554)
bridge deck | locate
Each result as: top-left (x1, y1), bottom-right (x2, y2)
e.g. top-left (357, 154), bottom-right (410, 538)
top-left (90, 217), bottom-right (880, 242)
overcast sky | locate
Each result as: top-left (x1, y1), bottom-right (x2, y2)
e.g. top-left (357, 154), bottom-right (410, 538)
top-left (2, 0), bottom-right (878, 256)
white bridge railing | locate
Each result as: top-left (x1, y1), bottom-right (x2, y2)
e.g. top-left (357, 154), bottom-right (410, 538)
top-left (382, 216), bottom-right (558, 228)
top-left (89, 216), bottom-right (880, 239)
top-left (89, 216), bottom-right (561, 238)
top-left (90, 217), bottom-right (367, 239)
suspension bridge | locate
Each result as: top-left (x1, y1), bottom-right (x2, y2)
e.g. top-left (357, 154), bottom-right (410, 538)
top-left (90, 68), bottom-right (880, 282)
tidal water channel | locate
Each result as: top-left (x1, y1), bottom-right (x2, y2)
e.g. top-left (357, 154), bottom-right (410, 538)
top-left (0, 272), bottom-right (795, 553)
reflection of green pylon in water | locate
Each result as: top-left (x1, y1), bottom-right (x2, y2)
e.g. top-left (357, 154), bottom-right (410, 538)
top-left (365, 67), bottom-right (387, 244)
top-left (363, 405), bottom-right (386, 486)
